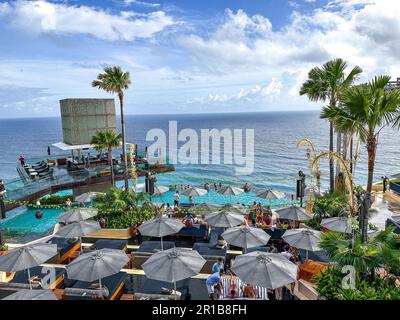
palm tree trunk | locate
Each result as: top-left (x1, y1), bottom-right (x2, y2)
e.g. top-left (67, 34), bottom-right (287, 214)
top-left (329, 120), bottom-right (335, 193)
top-left (109, 147), bottom-right (115, 186)
top-left (349, 137), bottom-right (353, 174)
top-left (361, 134), bottom-right (377, 242)
top-left (119, 92), bottom-right (129, 191)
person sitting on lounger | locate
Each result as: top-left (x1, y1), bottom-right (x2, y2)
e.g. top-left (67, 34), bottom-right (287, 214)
top-left (243, 183), bottom-right (251, 192)
top-left (184, 213), bottom-right (194, 228)
top-left (242, 283), bottom-right (257, 298)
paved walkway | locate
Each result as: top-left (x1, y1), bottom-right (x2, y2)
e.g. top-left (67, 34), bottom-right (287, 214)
top-left (370, 190), bottom-right (400, 230)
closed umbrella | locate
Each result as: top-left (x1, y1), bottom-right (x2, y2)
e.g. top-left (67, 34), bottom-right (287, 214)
top-left (221, 225), bottom-right (271, 252)
top-left (282, 228), bottom-right (321, 260)
top-left (231, 251), bottom-right (297, 289)
top-left (142, 248), bottom-right (206, 298)
top-left (56, 220), bottom-right (101, 252)
top-left (138, 215), bottom-right (184, 250)
top-left (256, 189), bottom-right (286, 200)
top-left (66, 248), bottom-right (129, 290)
top-left (0, 243), bottom-right (57, 289)
top-left (58, 208), bottom-right (98, 224)
top-left (3, 289), bottom-right (58, 300)
top-left (275, 206), bottom-right (312, 221)
top-left (75, 192), bottom-right (104, 203)
top-left (321, 217), bottom-right (352, 234)
top-left (205, 210), bottom-right (245, 228)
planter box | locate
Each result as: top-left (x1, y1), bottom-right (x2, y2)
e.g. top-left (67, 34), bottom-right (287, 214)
top-left (390, 182), bottom-right (400, 195)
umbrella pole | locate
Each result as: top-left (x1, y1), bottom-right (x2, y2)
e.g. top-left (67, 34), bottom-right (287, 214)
top-left (80, 236), bottom-right (83, 253)
top-left (174, 280), bottom-right (177, 300)
top-left (306, 250), bottom-right (308, 261)
top-left (27, 268), bottom-right (32, 290)
top-left (161, 236), bottom-right (163, 251)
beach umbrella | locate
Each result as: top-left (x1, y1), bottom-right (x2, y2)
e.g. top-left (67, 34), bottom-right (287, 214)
top-left (138, 215), bottom-right (184, 250)
top-left (3, 289), bottom-right (57, 300)
top-left (181, 186), bottom-right (207, 199)
top-left (66, 248), bottom-right (129, 290)
top-left (0, 243), bottom-right (57, 289)
top-left (275, 205), bottom-right (312, 221)
top-left (205, 210), bottom-right (245, 228)
top-left (192, 202), bottom-right (221, 213)
top-left (220, 203), bottom-right (247, 214)
top-left (75, 192), bottom-right (104, 203)
top-left (58, 208), bottom-right (98, 224)
top-left (321, 217), bottom-right (352, 234)
top-left (2, 289), bottom-right (58, 300)
top-left (282, 228), bottom-right (322, 260)
top-left (142, 248), bottom-right (206, 299)
top-left (221, 225), bottom-right (271, 252)
top-left (256, 189), bottom-right (286, 200)
top-left (56, 220), bottom-right (101, 252)
top-left (231, 251), bottom-right (297, 289)
top-left (217, 186), bottom-right (244, 196)
top-left (153, 185), bottom-right (169, 196)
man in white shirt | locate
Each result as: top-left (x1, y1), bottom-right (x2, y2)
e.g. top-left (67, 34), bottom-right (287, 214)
top-left (173, 191), bottom-right (180, 207)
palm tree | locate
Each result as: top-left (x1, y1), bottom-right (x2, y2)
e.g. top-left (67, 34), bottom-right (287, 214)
top-left (91, 129), bottom-right (122, 186)
top-left (300, 59), bottom-right (362, 193)
top-left (322, 76), bottom-right (400, 241)
top-left (92, 66), bottom-right (131, 191)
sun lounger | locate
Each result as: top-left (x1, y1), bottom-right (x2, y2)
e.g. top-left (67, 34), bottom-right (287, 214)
top-left (192, 243), bottom-right (226, 273)
top-left (137, 241), bottom-right (175, 253)
top-left (221, 276), bottom-right (269, 300)
top-left (175, 224), bottom-right (210, 240)
top-left (64, 272), bottom-right (127, 300)
top-left (9, 266), bottom-right (66, 289)
top-left (299, 249), bottom-right (329, 263)
top-left (46, 237), bottom-right (80, 264)
top-left (94, 239), bottom-right (128, 251)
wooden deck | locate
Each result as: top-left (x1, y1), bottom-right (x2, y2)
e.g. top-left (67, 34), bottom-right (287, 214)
top-left (87, 228), bottom-right (132, 239)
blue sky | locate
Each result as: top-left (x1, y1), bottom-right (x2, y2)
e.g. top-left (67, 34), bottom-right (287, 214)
top-left (0, 0), bottom-right (399, 118)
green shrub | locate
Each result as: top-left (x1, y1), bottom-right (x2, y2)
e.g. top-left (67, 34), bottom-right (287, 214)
top-left (313, 192), bottom-right (349, 218)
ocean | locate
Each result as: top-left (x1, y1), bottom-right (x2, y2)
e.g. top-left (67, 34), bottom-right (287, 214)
top-left (1, 111), bottom-right (400, 193)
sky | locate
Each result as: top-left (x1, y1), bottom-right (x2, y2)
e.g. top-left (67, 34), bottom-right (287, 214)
top-left (1, 0), bottom-right (400, 118)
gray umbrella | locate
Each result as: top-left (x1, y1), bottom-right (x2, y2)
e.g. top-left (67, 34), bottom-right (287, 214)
top-left (75, 192), bottom-right (104, 203)
top-left (231, 251), bottom-right (298, 289)
top-left (2, 289), bottom-right (58, 300)
top-left (138, 215), bottom-right (184, 250)
top-left (192, 203), bottom-right (221, 212)
top-left (275, 205), bottom-right (312, 221)
top-left (256, 189), bottom-right (286, 200)
top-left (217, 186), bottom-right (244, 196)
top-left (220, 203), bottom-right (247, 214)
top-left (282, 228), bottom-right (322, 259)
top-left (181, 186), bottom-right (207, 198)
top-left (142, 248), bottom-right (206, 298)
top-left (221, 225), bottom-right (271, 252)
top-left (66, 248), bottom-right (129, 289)
top-left (205, 210), bottom-right (245, 228)
top-left (0, 243), bottom-right (57, 289)
top-left (56, 220), bottom-right (101, 252)
top-left (58, 208), bottom-right (98, 224)
top-left (153, 185), bottom-right (169, 196)
top-left (321, 217), bottom-right (353, 234)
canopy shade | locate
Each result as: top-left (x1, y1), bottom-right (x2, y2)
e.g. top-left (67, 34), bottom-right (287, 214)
top-left (52, 142), bottom-right (94, 151)
top-left (222, 225), bottom-right (271, 249)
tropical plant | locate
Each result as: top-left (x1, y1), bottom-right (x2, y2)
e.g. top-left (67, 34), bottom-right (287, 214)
top-left (321, 76), bottom-right (400, 241)
top-left (313, 192), bottom-right (349, 218)
top-left (92, 66), bottom-right (131, 191)
top-left (94, 188), bottom-right (155, 229)
top-left (300, 58), bottom-right (362, 193)
top-left (91, 130), bottom-right (122, 185)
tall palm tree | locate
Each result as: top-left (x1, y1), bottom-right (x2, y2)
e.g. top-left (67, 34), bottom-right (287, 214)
top-left (92, 66), bottom-right (131, 190)
top-left (322, 76), bottom-right (400, 241)
top-left (300, 58), bottom-right (362, 193)
top-left (91, 129), bottom-right (122, 186)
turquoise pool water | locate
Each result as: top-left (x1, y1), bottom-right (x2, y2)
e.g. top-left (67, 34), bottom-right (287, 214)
top-left (0, 207), bottom-right (64, 234)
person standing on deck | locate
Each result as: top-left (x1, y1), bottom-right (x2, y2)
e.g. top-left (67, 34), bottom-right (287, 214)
top-left (18, 155), bottom-right (25, 166)
top-left (212, 257), bottom-right (225, 274)
top-left (173, 191), bottom-right (180, 208)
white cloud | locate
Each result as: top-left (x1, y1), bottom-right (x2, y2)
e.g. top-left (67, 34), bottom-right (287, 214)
top-left (188, 79), bottom-right (283, 106)
top-left (0, 0), bottom-right (175, 41)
